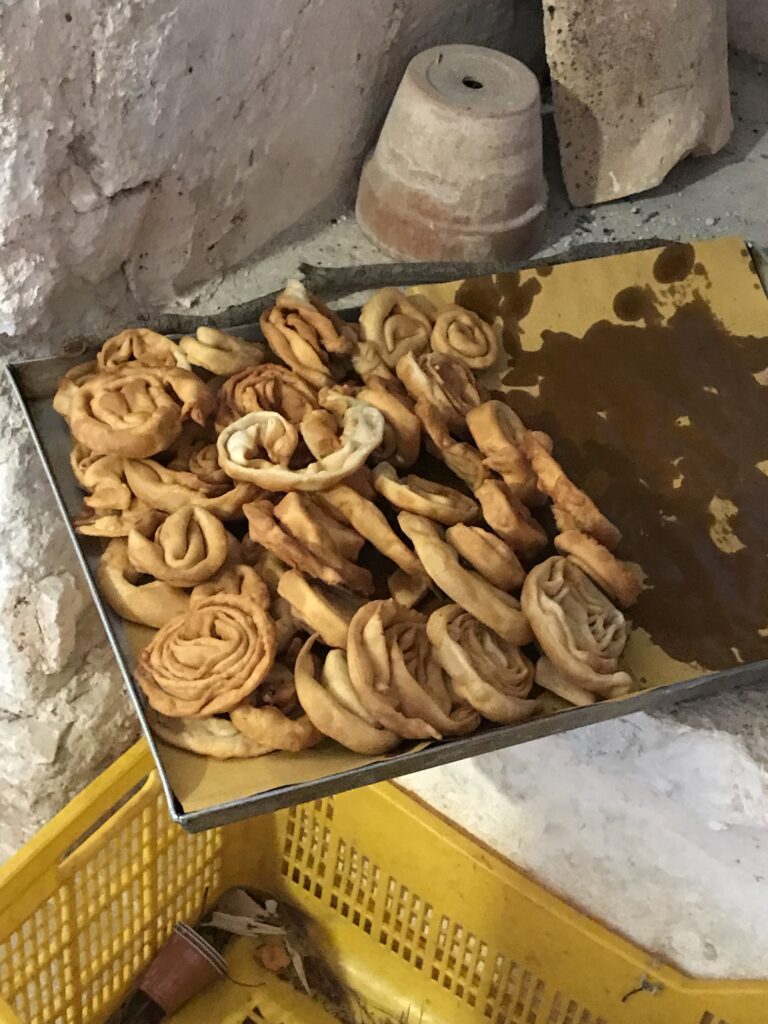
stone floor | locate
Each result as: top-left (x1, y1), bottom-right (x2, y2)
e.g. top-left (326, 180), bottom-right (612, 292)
top-left (176, 49), bottom-right (768, 980)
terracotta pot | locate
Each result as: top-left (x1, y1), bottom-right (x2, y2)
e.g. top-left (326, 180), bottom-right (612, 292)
top-left (136, 923), bottom-right (227, 1015)
top-left (356, 44), bottom-right (547, 262)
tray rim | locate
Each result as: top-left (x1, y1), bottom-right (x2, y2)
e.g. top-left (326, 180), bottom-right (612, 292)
top-left (8, 247), bottom-right (768, 832)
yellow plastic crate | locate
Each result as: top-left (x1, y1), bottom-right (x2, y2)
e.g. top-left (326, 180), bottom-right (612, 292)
top-left (1, 742), bottom-right (765, 1024)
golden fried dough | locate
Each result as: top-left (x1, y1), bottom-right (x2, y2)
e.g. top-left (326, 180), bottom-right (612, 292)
top-left (521, 556), bottom-right (633, 703)
top-left (179, 326), bottom-right (265, 375)
top-left (554, 530), bottom-right (641, 607)
top-left (372, 462), bottom-right (478, 526)
top-left (430, 305), bottom-right (499, 369)
top-left (260, 279), bottom-right (356, 387)
top-left (136, 593), bottom-right (276, 717)
top-left (244, 499), bottom-right (373, 594)
top-left (347, 600), bottom-right (480, 739)
top-left (295, 637), bottom-right (401, 755)
top-left (277, 569), bottom-right (364, 648)
top-left (70, 366), bottom-right (213, 458)
top-left (521, 432), bottom-right (621, 549)
top-left (215, 363), bottom-right (318, 431)
top-left (98, 538), bottom-right (190, 628)
top-left (97, 328), bottom-right (190, 371)
top-left (127, 506), bottom-right (231, 586)
top-left (427, 605), bottom-right (538, 724)
top-left (446, 523), bottom-right (525, 591)
top-left (398, 512), bottom-right (532, 644)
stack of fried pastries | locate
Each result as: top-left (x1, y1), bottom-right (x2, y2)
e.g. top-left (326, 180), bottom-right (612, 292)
top-left (56, 285), bottom-right (642, 760)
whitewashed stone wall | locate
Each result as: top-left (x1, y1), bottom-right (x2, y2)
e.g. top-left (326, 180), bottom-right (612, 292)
top-left (0, 0), bottom-right (540, 341)
top-left (0, 0), bottom-right (538, 859)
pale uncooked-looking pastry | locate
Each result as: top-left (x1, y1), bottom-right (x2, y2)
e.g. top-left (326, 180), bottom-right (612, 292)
top-left (217, 404), bottom-right (384, 491)
top-left (146, 708), bottom-right (274, 759)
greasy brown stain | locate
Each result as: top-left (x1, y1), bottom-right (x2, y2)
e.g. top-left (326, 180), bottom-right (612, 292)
top-left (653, 242), bottom-right (695, 284)
top-left (457, 271), bottom-right (542, 361)
top-left (536, 265), bottom-right (554, 277)
top-left (613, 285), bottom-right (661, 326)
top-left (500, 296), bottom-right (768, 670)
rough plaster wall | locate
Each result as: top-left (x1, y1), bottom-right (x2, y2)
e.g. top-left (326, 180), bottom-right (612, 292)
top-left (0, 0), bottom-right (540, 860)
top-left (0, 0), bottom-right (538, 341)
top-left (729, 0), bottom-right (768, 60)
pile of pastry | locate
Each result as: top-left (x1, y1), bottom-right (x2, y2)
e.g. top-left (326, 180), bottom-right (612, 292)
top-left (54, 281), bottom-right (642, 760)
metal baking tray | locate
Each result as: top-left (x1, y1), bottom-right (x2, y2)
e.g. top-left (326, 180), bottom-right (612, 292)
top-left (8, 242), bottom-right (768, 832)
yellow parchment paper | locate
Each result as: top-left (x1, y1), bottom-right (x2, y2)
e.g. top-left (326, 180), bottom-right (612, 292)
top-left (150, 235), bottom-right (768, 813)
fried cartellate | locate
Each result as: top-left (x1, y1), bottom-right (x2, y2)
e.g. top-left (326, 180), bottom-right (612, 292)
top-left (427, 605), bottom-right (538, 724)
top-left (474, 479), bottom-right (547, 558)
top-left (230, 662), bottom-right (322, 753)
top-left (74, 496), bottom-right (152, 537)
top-left (146, 708), bottom-right (275, 759)
top-left (520, 432), bottom-right (621, 549)
top-left (217, 403), bottom-right (384, 492)
top-left (70, 445), bottom-right (132, 511)
top-left (274, 492), bottom-right (364, 562)
top-left (521, 556), bottom-right (633, 704)
top-left (430, 305), bottom-right (499, 369)
top-left (69, 366), bottom-right (214, 458)
top-left (295, 638), bottom-right (401, 755)
top-left (353, 287), bottom-right (435, 377)
top-left (346, 599), bottom-right (480, 739)
top-left (97, 328), bottom-right (190, 371)
top-left (127, 507), bottom-right (232, 586)
top-left (98, 538), bottom-right (190, 628)
top-left (190, 563), bottom-right (271, 610)
top-left (445, 523), bottom-right (525, 591)
top-left (136, 593), bottom-right (276, 717)
top-left (396, 350), bottom-right (485, 434)
top-left (317, 484), bottom-right (422, 575)
top-left (372, 462), bottom-right (478, 526)
top-left (124, 457), bottom-right (256, 519)
top-left (398, 513), bottom-right (532, 644)
top-left (277, 569), bottom-right (364, 648)
top-left (215, 363), bottom-right (318, 431)
top-left (260, 279), bottom-right (356, 387)
top-left (354, 375), bottom-right (421, 468)
top-left (179, 326), bottom-right (265, 375)
top-left (244, 499), bottom-right (373, 594)
top-left (466, 401), bottom-right (542, 504)
top-left (554, 530), bottom-right (641, 607)
top-left (387, 570), bottom-right (431, 608)
top-left (53, 360), bottom-right (99, 420)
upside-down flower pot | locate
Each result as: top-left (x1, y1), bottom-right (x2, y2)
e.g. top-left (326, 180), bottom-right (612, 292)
top-left (356, 44), bottom-right (547, 262)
